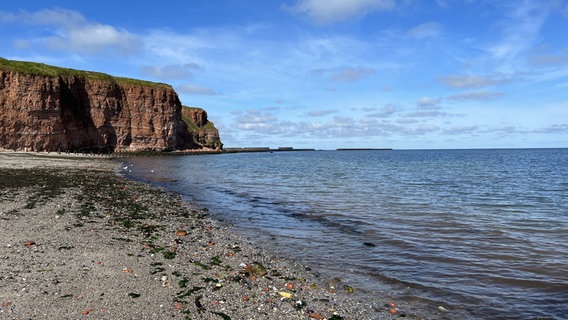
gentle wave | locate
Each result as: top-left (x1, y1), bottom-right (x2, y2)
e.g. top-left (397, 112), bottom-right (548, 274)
top-left (123, 149), bottom-right (568, 319)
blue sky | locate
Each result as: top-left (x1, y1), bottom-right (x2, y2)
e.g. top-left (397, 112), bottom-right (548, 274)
top-left (1, 0), bottom-right (567, 149)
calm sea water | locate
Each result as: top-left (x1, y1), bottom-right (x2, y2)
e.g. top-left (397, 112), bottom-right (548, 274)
top-left (123, 149), bottom-right (568, 319)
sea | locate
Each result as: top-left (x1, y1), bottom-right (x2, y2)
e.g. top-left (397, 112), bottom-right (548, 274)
top-left (122, 148), bottom-right (568, 319)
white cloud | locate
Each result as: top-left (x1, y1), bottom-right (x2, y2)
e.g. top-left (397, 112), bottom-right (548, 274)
top-left (439, 75), bottom-right (506, 88)
top-left (404, 110), bottom-right (449, 118)
top-left (529, 47), bottom-right (568, 67)
top-left (366, 104), bottom-right (398, 118)
top-left (0, 8), bottom-right (85, 27)
top-left (48, 24), bottom-right (140, 54)
top-left (443, 125), bottom-right (480, 135)
top-left (140, 64), bottom-right (202, 80)
top-left (487, 1), bottom-right (549, 72)
top-left (306, 109), bottom-right (338, 117)
top-left (286, 0), bottom-right (395, 24)
top-left (534, 124), bottom-right (568, 134)
top-left (177, 84), bottom-right (219, 96)
top-left (2, 8), bottom-right (140, 55)
top-left (233, 110), bottom-right (291, 134)
top-left (332, 67), bottom-right (375, 82)
top-left (448, 91), bottom-right (504, 101)
top-left (407, 22), bottom-right (443, 39)
top-left (312, 66), bottom-right (375, 82)
top-left (416, 97), bottom-right (442, 108)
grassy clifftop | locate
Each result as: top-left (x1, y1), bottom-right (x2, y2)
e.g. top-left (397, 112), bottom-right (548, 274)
top-left (181, 106), bottom-right (218, 131)
top-left (0, 57), bottom-right (169, 88)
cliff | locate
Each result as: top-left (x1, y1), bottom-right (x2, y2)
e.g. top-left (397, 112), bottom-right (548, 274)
top-left (181, 106), bottom-right (223, 150)
top-left (0, 58), bottom-right (221, 153)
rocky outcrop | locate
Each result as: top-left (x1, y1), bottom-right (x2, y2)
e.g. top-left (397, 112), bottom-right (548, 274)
top-left (0, 58), bottom-right (221, 153)
top-left (181, 107), bottom-right (223, 150)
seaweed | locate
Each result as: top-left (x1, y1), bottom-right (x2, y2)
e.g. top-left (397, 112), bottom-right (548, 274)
top-left (211, 311), bottom-right (232, 320)
top-left (176, 286), bottom-right (205, 300)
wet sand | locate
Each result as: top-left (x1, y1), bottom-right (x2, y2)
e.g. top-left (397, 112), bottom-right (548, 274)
top-left (0, 153), bottom-right (426, 319)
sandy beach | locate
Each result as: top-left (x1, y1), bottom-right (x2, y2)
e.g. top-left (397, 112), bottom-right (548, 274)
top-left (0, 153), bottom-right (428, 320)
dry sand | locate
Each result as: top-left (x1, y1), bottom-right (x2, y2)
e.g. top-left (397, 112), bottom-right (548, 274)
top-left (0, 153), bottom-right (425, 320)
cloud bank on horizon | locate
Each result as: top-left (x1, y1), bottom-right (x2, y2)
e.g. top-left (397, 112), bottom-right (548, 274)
top-left (1, 0), bottom-right (567, 149)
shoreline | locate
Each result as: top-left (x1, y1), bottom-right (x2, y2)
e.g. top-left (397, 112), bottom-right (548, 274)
top-left (0, 153), bottom-right (426, 319)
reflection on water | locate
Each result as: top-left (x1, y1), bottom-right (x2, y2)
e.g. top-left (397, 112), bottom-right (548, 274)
top-left (123, 149), bottom-right (568, 319)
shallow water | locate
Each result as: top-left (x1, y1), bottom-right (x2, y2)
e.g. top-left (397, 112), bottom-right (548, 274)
top-left (123, 149), bottom-right (568, 319)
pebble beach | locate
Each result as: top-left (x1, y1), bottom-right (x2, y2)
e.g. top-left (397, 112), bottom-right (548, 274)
top-left (0, 153), bottom-right (426, 320)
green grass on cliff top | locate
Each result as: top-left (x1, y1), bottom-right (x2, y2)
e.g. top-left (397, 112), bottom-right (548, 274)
top-left (182, 106), bottom-right (217, 130)
top-left (0, 57), bottom-right (169, 88)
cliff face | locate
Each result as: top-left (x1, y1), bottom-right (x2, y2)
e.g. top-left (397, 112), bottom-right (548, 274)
top-left (181, 107), bottom-right (223, 150)
top-left (0, 60), bottom-right (219, 153)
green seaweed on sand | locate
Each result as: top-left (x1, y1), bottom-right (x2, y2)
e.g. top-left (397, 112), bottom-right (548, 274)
top-left (212, 311), bottom-right (232, 320)
top-left (210, 256), bottom-right (222, 266)
top-left (193, 261), bottom-right (211, 270)
top-left (202, 277), bottom-right (219, 283)
top-left (179, 278), bottom-right (189, 288)
top-left (150, 266), bottom-right (166, 274)
top-left (176, 286), bottom-right (205, 299)
top-left (162, 250), bottom-right (177, 259)
top-left (194, 295), bottom-right (205, 312)
top-left (0, 168), bottom-right (79, 208)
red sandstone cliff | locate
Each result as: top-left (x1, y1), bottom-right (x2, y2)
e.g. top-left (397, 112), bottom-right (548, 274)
top-left (0, 60), bottom-right (208, 153)
top-left (181, 107), bottom-right (223, 150)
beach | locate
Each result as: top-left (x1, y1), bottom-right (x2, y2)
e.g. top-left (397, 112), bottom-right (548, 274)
top-left (0, 153), bottom-right (421, 320)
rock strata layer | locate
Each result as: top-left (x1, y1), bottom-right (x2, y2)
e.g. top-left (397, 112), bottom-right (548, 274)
top-left (0, 59), bottom-right (220, 153)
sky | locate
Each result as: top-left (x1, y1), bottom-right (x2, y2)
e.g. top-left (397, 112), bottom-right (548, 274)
top-left (1, 0), bottom-right (567, 149)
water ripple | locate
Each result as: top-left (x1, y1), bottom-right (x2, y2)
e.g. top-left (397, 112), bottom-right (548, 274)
top-left (124, 149), bottom-right (568, 319)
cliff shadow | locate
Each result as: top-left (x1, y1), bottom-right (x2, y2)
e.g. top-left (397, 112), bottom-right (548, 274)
top-left (59, 76), bottom-right (114, 153)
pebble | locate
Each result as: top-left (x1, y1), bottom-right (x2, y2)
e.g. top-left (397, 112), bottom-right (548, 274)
top-left (175, 230), bottom-right (188, 237)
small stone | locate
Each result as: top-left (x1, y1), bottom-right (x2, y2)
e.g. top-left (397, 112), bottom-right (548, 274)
top-left (308, 313), bottom-right (325, 320)
top-left (438, 306), bottom-right (448, 312)
top-left (82, 308), bottom-right (95, 315)
top-left (244, 263), bottom-right (267, 276)
top-left (161, 276), bottom-right (170, 287)
top-left (175, 230), bottom-right (188, 237)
